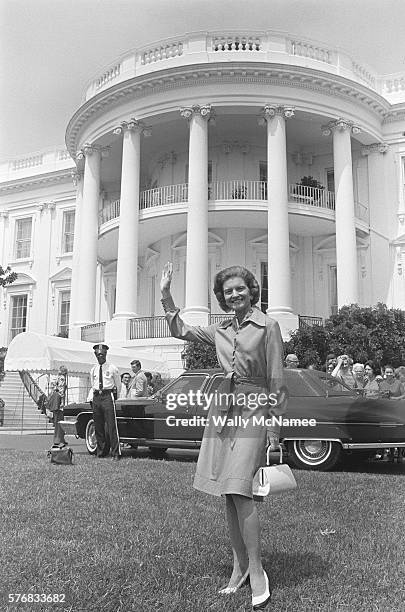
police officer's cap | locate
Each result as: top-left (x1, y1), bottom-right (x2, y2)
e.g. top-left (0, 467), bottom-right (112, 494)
top-left (93, 343), bottom-right (109, 354)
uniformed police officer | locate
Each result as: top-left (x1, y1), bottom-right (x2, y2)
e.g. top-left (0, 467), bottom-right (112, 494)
top-left (89, 344), bottom-right (121, 459)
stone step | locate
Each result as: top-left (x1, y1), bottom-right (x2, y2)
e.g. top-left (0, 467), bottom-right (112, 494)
top-left (0, 371), bottom-right (50, 430)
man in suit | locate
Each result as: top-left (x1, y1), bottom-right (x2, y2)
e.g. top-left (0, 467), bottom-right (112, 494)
top-left (128, 359), bottom-right (148, 398)
top-left (89, 344), bottom-right (121, 460)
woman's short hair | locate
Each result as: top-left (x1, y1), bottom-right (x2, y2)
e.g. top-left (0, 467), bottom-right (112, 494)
top-left (395, 365), bottom-right (405, 378)
top-left (213, 266), bottom-right (260, 312)
top-left (364, 360), bottom-right (379, 375)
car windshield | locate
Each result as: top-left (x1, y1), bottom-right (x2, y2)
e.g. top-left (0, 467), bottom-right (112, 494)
top-left (161, 374), bottom-right (209, 396)
top-left (308, 371), bottom-right (356, 397)
top-left (284, 369), bottom-right (356, 397)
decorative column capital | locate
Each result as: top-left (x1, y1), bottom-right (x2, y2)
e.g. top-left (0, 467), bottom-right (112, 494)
top-left (321, 118), bottom-right (361, 136)
top-left (113, 118), bottom-right (151, 137)
top-left (0, 210), bottom-right (9, 220)
top-left (259, 105), bottom-right (295, 125)
top-left (361, 142), bottom-right (389, 156)
top-left (180, 104), bottom-right (212, 121)
top-left (76, 142), bottom-right (100, 161)
top-left (37, 201), bottom-right (55, 213)
top-left (71, 170), bottom-right (83, 186)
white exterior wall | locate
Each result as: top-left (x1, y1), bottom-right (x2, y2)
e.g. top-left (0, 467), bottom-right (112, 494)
top-left (2, 31), bottom-right (405, 351)
top-left (0, 175), bottom-right (76, 347)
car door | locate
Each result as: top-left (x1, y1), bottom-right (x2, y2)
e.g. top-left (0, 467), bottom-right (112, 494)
top-left (151, 373), bottom-right (210, 442)
top-left (192, 373), bottom-right (225, 442)
top-left (281, 369), bottom-right (357, 442)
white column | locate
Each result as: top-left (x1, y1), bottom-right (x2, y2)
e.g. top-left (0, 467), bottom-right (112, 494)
top-left (325, 119), bottom-right (359, 307)
top-left (35, 202), bottom-right (54, 334)
top-left (361, 143), bottom-right (389, 305)
top-left (105, 119), bottom-right (146, 344)
top-left (114, 120), bottom-right (142, 317)
top-left (71, 144), bottom-right (101, 329)
top-left (180, 104), bottom-right (211, 325)
top-left (262, 105), bottom-right (298, 337)
top-left (0, 211), bottom-right (9, 346)
top-left (68, 171), bottom-right (83, 338)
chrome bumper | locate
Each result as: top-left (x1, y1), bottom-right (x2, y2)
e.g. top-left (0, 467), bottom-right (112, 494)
top-left (342, 442), bottom-right (405, 449)
top-left (59, 419), bottom-right (78, 436)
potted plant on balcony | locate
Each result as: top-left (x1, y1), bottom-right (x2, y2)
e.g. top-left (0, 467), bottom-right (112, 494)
top-left (232, 184), bottom-right (248, 199)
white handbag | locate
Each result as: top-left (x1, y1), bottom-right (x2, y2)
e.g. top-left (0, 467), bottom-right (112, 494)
top-left (252, 445), bottom-right (297, 497)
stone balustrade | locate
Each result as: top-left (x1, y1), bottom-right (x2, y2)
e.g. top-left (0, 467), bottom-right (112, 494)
top-left (0, 148), bottom-right (74, 182)
top-left (82, 29), bottom-right (398, 102)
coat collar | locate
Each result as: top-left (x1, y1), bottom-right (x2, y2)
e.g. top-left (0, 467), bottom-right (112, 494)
top-left (218, 306), bottom-right (266, 329)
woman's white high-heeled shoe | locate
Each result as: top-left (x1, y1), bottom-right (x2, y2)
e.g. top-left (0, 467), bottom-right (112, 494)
top-left (252, 570), bottom-right (271, 610)
top-left (218, 567), bottom-right (249, 595)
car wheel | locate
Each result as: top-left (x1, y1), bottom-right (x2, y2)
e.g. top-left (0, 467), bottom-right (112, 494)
top-left (85, 419), bottom-right (97, 455)
top-left (149, 447), bottom-right (167, 458)
top-left (287, 440), bottom-right (342, 471)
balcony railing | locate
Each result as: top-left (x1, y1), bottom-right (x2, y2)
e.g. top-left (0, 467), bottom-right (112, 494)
top-left (98, 182), bottom-right (372, 227)
top-left (81, 322), bottom-right (106, 342)
top-left (298, 315), bottom-right (323, 328)
top-left (99, 199), bottom-right (120, 225)
top-left (288, 184), bottom-right (335, 210)
top-left (84, 31), bottom-right (397, 103)
top-left (140, 183), bottom-right (188, 209)
top-left (209, 314), bottom-right (233, 324)
top-left (209, 180), bottom-right (267, 201)
top-left (129, 316), bottom-right (171, 339)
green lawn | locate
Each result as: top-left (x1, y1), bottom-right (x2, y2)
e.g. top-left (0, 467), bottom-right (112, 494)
top-left (0, 450), bottom-right (404, 612)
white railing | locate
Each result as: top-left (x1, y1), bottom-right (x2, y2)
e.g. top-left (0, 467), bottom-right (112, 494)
top-left (288, 39), bottom-right (331, 64)
top-left (96, 63), bottom-right (121, 89)
top-left (141, 41), bottom-right (183, 65)
top-left (99, 199), bottom-right (120, 225)
top-left (100, 183), bottom-right (374, 227)
top-left (211, 35), bottom-right (261, 52)
top-left (210, 180), bottom-right (267, 201)
top-left (288, 184), bottom-right (335, 210)
top-left (11, 154), bottom-right (44, 171)
top-left (81, 322), bottom-right (106, 343)
top-left (84, 30), bottom-right (399, 102)
top-left (140, 183), bottom-right (188, 209)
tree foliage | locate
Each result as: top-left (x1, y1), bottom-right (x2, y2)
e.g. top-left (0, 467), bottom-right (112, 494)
top-left (181, 341), bottom-right (219, 369)
top-left (180, 304), bottom-right (405, 371)
top-left (0, 265), bottom-right (17, 287)
top-left (285, 304), bottom-right (405, 369)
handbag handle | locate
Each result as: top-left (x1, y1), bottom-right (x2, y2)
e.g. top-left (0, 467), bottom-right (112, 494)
top-left (265, 443), bottom-right (283, 466)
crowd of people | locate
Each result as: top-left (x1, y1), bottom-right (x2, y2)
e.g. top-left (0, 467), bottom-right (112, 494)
top-left (324, 353), bottom-right (405, 399)
top-left (286, 351), bottom-right (405, 399)
top-left (118, 360), bottom-right (162, 399)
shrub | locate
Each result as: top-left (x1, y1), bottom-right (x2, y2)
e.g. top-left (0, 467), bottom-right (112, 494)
top-left (180, 304), bottom-right (405, 370)
top-left (181, 342), bottom-right (219, 370)
top-left (286, 304), bottom-right (405, 369)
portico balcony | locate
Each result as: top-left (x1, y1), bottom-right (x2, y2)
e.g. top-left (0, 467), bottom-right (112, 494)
top-left (99, 181), bottom-right (342, 228)
top-left (80, 314), bottom-right (323, 342)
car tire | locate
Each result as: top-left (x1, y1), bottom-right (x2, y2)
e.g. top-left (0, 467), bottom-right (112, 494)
top-left (149, 447), bottom-right (167, 458)
top-left (85, 419), bottom-right (97, 455)
top-left (286, 440), bottom-right (342, 471)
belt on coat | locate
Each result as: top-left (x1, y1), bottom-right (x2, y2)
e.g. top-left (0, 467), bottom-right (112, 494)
top-left (215, 372), bottom-right (267, 434)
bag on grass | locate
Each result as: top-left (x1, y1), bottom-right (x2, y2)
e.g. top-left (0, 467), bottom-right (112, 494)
top-left (253, 445), bottom-right (296, 498)
top-left (47, 446), bottom-right (73, 465)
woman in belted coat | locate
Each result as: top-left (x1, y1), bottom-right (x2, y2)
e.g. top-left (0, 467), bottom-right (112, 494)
top-left (160, 262), bottom-right (287, 610)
